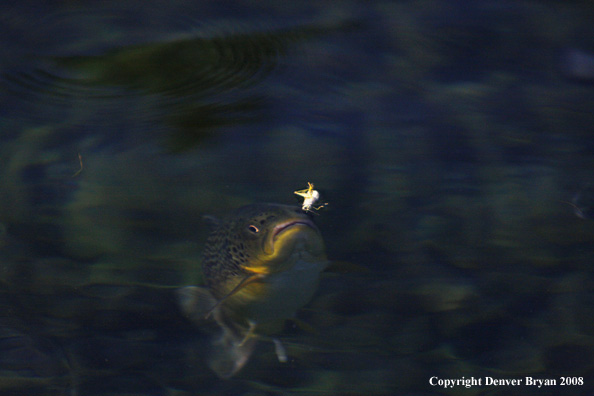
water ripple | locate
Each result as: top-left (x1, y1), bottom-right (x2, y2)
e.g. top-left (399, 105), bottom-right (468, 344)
top-left (1, 5), bottom-right (356, 150)
top-left (1, 7), bottom-right (324, 118)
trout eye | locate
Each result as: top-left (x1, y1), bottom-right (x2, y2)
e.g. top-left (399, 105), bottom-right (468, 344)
top-left (248, 225), bottom-right (259, 233)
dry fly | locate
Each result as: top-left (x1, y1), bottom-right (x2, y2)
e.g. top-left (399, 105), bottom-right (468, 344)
top-left (294, 182), bottom-right (327, 214)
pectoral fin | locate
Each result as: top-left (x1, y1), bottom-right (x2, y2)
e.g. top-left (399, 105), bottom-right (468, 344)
top-left (273, 338), bottom-right (288, 363)
top-left (176, 286), bottom-right (218, 324)
top-left (204, 273), bottom-right (263, 318)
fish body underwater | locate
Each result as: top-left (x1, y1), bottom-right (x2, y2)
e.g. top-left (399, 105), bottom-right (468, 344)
top-left (178, 203), bottom-right (328, 378)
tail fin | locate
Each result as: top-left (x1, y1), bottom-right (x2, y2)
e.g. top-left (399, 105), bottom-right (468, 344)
top-left (208, 325), bottom-right (256, 379)
top-left (177, 285), bottom-right (257, 378)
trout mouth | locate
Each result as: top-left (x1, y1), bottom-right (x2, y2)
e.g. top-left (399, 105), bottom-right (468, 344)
top-left (258, 217), bottom-right (323, 269)
top-left (263, 219), bottom-right (318, 257)
top-left (272, 219), bottom-right (317, 241)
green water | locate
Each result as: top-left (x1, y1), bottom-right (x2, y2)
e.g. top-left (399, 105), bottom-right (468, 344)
top-left (1, 1), bottom-right (594, 395)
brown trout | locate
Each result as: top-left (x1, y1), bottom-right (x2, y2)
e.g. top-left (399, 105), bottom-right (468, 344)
top-left (177, 203), bottom-right (327, 378)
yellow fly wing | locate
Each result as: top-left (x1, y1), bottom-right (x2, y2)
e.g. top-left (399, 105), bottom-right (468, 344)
top-left (294, 182), bottom-right (314, 197)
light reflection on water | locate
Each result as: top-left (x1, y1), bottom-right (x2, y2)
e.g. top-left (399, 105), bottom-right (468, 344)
top-left (1, 1), bottom-right (594, 395)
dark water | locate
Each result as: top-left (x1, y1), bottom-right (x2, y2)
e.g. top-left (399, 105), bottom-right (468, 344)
top-left (2, 0), bottom-right (594, 395)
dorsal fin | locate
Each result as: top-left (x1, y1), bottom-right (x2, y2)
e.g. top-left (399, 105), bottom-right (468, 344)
top-left (202, 214), bottom-right (222, 228)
